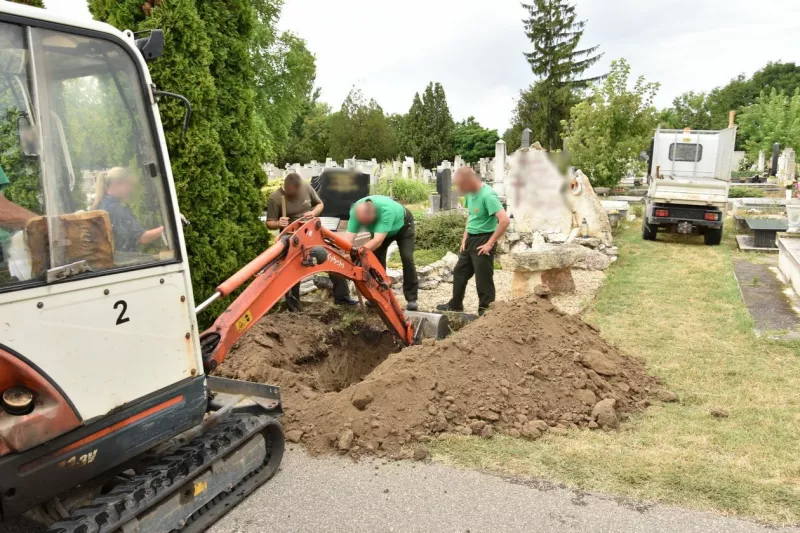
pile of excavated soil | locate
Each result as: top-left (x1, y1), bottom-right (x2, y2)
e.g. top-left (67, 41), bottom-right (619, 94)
top-left (216, 296), bottom-right (662, 460)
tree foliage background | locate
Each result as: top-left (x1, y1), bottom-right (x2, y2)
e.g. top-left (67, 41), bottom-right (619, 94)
top-left (87, 0), bottom-right (315, 318)
top-left (453, 117), bottom-right (498, 163)
top-left (738, 89), bottom-right (800, 157)
top-left (563, 59), bottom-right (658, 188)
top-left (328, 88), bottom-right (397, 162)
top-left (399, 82), bottom-right (455, 167)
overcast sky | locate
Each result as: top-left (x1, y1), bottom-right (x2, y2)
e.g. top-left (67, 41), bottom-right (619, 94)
top-left (42, 0), bottom-right (800, 132)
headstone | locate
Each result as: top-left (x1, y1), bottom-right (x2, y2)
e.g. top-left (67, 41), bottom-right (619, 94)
top-left (493, 140), bottom-right (507, 196)
top-left (454, 155), bottom-right (464, 171)
top-left (506, 144), bottom-right (612, 245)
top-left (422, 169), bottom-right (433, 184)
top-left (770, 143), bottom-right (780, 177)
top-left (403, 157), bottom-right (416, 180)
top-left (479, 158), bottom-right (489, 178)
top-left (312, 168), bottom-right (370, 220)
top-left (437, 169), bottom-right (452, 211)
top-left (521, 128), bottom-right (532, 149)
top-left (437, 160), bottom-right (452, 173)
top-left (777, 148), bottom-right (796, 184)
top-left (758, 151), bottom-right (766, 173)
top-left (429, 194), bottom-right (441, 214)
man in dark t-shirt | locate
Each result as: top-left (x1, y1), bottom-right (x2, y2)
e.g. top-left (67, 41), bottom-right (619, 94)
top-left (266, 173), bottom-right (356, 311)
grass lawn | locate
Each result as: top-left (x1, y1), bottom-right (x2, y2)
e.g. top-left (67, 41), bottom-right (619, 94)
top-left (430, 220), bottom-right (800, 524)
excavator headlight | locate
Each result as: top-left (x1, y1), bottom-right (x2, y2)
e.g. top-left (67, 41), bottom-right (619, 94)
top-left (2, 386), bottom-right (34, 416)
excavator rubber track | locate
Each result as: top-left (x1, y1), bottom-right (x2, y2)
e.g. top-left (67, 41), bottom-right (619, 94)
top-left (46, 412), bottom-right (284, 533)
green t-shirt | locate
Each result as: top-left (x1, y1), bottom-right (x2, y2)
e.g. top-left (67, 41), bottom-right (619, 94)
top-left (465, 184), bottom-right (504, 234)
top-left (347, 195), bottom-right (406, 237)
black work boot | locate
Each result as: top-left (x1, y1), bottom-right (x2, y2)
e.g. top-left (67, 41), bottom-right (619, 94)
top-left (436, 302), bottom-right (464, 312)
top-left (286, 296), bottom-right (303, 313)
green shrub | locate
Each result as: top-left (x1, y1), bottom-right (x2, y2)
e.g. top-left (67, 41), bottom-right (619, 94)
top-left (415, 211), bottom-right (467, 253)
top-left (732, 170), bottom-right (757, 179)
top-left (375, 177), bottom-right (432, 205)
top-left (729, 186), bottom-right (764, 198)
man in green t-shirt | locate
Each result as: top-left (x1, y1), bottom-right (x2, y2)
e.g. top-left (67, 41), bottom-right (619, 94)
top-left (342, 195), bottom-right (418, 310)
top-left (438, 168), bottom-right (509, 316)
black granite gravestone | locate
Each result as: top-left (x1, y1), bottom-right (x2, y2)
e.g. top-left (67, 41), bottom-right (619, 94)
top-left (436, 169), bottom-right (452, 211)
top-left (312, 168), bottom-right (370, 220)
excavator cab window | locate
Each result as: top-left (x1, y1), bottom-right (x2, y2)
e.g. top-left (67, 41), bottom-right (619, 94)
top-left (0, 22), bottom-right (177, 290)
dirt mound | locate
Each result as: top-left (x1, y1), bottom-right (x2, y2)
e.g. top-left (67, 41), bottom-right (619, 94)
top-left (217, 296), bottom-right (660, 459)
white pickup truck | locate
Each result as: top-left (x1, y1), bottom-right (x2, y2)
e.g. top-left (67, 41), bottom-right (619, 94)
top-left (642, 127), bottom-right (737, 245)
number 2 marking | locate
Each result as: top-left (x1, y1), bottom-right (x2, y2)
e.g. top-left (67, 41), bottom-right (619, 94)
top-left (114, 300), bottom-right (130, 325)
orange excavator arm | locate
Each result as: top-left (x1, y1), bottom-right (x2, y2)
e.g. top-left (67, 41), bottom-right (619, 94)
top-left (198, 217), bottom-right (415, 372)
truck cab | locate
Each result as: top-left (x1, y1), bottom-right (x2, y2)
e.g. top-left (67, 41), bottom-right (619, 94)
top-left (643, 127), bottom-right (737, 245)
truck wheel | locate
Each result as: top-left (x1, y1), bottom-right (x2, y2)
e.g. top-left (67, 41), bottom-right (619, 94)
top-left (642, 219), bottom-right (658, 241)
top-left (704, 225), bottom-right (723, 246)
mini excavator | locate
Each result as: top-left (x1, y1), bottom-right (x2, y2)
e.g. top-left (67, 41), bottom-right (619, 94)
top-left (0, 4), bottom-right (445, 532)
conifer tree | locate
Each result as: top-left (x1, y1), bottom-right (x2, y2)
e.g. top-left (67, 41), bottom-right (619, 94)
top-left (515, 0), bottom-right (603, 149)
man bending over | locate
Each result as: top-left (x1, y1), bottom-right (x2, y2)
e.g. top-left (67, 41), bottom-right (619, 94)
top-left (342, 195), bottom-right (419, 311)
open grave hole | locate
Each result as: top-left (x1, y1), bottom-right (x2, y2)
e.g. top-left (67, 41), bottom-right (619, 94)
top-left (215, 307), bottom-right (403, 395)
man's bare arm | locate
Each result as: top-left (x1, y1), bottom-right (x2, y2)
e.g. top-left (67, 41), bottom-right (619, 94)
top-left (0, 194), bottom-right (35, 231)
top-left (363, 233), bottom-right (387, 252)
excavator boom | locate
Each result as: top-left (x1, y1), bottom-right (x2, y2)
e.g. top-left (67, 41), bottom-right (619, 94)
top-left (199, 217), bottom-right (433, 372)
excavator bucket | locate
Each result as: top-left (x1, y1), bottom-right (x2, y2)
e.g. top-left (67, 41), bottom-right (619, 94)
top-left (406, 311), bottom-right (450, 342)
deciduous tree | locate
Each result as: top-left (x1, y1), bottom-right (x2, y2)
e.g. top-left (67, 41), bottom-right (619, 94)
top-left (328, 88), bottom-right (397, 162)
top-left (453, 117), bottom-right (498, 163)
top-left (659, 91), bottom-right (713, 130)
top-left (562, 59), bottom-right (658, 188)
top-left (738, 89), bottom-right (800, 157)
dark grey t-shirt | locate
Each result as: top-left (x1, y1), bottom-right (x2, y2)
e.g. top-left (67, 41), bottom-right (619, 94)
top-left (266, 183), bottom-right (321, 222)
top-left (97, 195), bottom-right (144, 252)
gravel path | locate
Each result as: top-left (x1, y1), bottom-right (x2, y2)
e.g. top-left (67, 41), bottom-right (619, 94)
top-left (208, 449), bottom-right (799, 533)
top-left (396, 269), bottom-right (605, 316)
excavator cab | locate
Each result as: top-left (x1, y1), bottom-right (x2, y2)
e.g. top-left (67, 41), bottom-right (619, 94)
top-left (0, 5), bottom-right (282, 531)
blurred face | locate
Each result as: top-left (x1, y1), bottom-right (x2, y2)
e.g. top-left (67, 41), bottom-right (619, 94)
top-left (355, 202), bottom-right (376, 225)
top-left (108, 178), bottom-right (134, 201)
top-left (454, 169), bottom-right (479, 194)
top-left (283, 182), bottom-right (300, 199)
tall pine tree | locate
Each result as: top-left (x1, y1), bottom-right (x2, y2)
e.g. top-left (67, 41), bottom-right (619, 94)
top-left (515, 0), bottom-right (603, 150)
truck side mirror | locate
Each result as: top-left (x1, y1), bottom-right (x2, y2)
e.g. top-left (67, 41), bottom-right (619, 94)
top-left (17, 114), bottom-right (39, 158)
